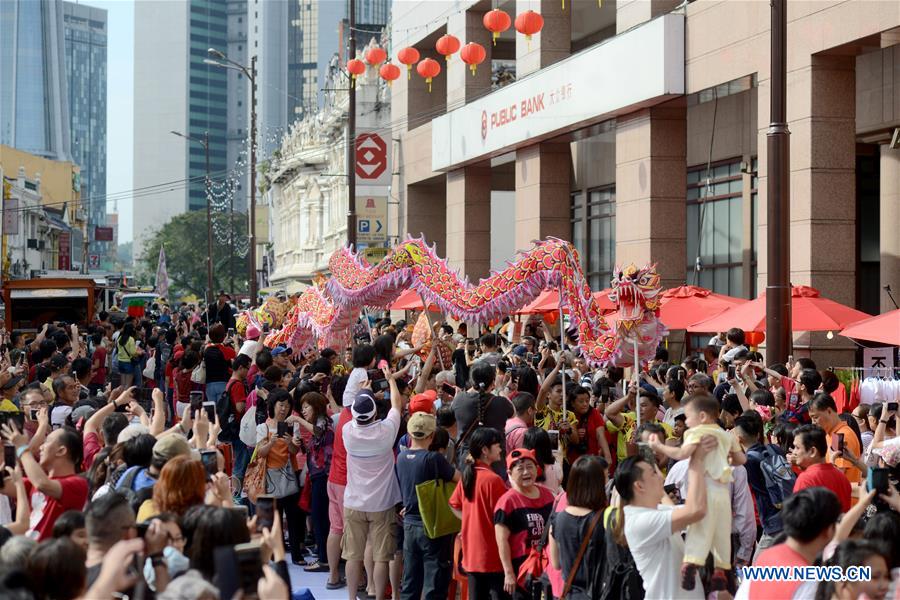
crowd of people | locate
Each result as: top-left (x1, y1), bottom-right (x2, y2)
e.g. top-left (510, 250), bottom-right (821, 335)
top-left (0, 298), bottom-right (894, 600)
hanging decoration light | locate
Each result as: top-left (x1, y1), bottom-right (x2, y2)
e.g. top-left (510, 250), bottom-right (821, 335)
top-left (515, 10), bottom-right (544, 49)
top-left (483, 8), bottom-right (511, 46)
top-left (365, 45), bottom-right (387, 67)
top-left (397, 46), bottom-right (420, 79)
top-left (416, 58), bottom-right (441, 92)
top-left (347, 58), bottom-right (366, 87)
top-left (435, 33), bottom-right (461, 61)
top-left (379, 62), bottom-right (401, 86)
top-left (459, 42), bottom-right (487, 76)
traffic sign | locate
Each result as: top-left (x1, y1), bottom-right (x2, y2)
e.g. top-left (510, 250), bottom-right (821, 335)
top-left (356, 196), bottom-right (387, 244)
top-left (89, 254), bottom-right (100, 269)
top-left (359, 220), bottom-right (370, 233)
top-left (355, 132), bottom-right (389, 184)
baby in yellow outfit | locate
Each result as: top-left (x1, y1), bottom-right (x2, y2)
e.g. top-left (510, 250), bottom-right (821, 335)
top-left (647, 394), bottom-right (746, 592)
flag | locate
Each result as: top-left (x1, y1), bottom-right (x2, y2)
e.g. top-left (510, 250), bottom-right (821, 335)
top-left (155, 246), bottom-right (170, 301)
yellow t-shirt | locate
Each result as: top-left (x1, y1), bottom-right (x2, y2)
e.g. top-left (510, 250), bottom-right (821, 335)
top-left (683, 423), bottom-right (741, 483)
top-left (534, 405), bottom-right (578, 457)
top-left (606, 412), bottom-right (674, 461)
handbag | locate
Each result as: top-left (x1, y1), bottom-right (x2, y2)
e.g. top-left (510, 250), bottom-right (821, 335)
top-left (239, 405), bottom-right (258, 447)
top-left (559, 510), bottom-right (603, 600)
top-left (242, 446), bottom-right (266, 503)
top-left (517, 495), bottom-right (561, 591)
top-left (415, 476), bottom-right (460, 539)
top-left (191, 360), bottom-right (206, 384)
top-left (266, 461), bottom-right (300, 498)
top-left (142, 354), bottom-right (156, 379)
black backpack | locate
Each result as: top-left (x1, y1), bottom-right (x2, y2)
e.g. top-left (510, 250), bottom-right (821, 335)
top-left (599, 507), bottom-right (645, 600)
top-left (216, 379), bottom-right (243, 443)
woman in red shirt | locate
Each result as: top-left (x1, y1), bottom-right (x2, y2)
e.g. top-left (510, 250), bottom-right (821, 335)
top-left (449, 427), bottom-right (507, 600)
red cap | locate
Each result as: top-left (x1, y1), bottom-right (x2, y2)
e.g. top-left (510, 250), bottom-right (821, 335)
top-left (505, 447), bottom-right (541, 473)
top-left (408, 390), bottom-right (437, 415)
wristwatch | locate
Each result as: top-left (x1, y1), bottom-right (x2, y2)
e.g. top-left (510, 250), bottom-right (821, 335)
top-left (150, 553), bottom-right (166, 568)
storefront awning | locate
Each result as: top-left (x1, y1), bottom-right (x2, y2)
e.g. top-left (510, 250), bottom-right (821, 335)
top-left (11, 288), bottom-right (88, 299)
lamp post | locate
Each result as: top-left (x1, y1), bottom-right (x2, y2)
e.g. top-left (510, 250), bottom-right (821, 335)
top-left (205, 49), bottom-right (258, 307)
top-left (346, 0), bottom-right (357, 247)
top-left (170, 130), bottom-right (213, 306)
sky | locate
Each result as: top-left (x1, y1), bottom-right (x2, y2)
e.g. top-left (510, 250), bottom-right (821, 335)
top-left (83, 0), bottom-right (134, 244)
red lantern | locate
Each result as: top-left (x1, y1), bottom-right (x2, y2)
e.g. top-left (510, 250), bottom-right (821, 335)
top-left (365, 45), bottom-right (387, 67)
top-left (515, 10), bottom-right (544, 45)
top-left (379, 62), bottom-right (401, 86)
top-left (483, 8), bottom-right (511, 46)
top-left (397, 46), bottom-right (420, 79)
top-left (435, 34), bottom-right (461, 61)
top-left (416, 58), bottom-right (441, 92)
top-left (746, 331), bottom-right (765, 347)
top-left (459, 42), bottom-right (486, 76)
top-left (347, 58), bottom-right (366, 87)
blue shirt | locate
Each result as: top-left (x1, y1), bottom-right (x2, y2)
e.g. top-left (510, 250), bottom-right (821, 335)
top-left (395, 448), bottom-right (455, 523)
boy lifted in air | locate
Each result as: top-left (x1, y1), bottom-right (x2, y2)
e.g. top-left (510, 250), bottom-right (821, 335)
top-left (647, 394), bottom-right (746, 591)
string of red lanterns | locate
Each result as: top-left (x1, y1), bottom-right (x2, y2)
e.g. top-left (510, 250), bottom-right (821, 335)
top-left (416, 58), bottom-right (441, 92)
top-left (435, 33), bottom-right (461, 61)
top-left (459, 42), bottom-right (486, 76)
top-left (346, 57), bottom-right (365, 88)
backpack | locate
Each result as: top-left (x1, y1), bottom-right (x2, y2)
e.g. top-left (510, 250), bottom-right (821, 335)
top-left (115, 465), bottom-right (156, 513)
top-left (216, 379), bottom-right (243, 443)
top-left (758, 445), bottom-right (796, 509)
top-left (599, 507), bottom-right (645, 600)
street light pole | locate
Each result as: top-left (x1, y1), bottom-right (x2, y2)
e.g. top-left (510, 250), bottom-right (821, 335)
top-left (766, 0), bottom-right (792, 365)
top-left (171, 130), bottom-right (213, 306)
top-left (346, 0), bottom-right (357, 247)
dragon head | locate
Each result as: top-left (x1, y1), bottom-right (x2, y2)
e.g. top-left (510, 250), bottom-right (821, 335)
top-left (608, 264), bottom-right (662, 326)
top-left (388, 242), bottom-right (427, 269)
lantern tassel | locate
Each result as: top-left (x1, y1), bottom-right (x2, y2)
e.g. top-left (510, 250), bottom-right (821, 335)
top-left (427, 78), bottom-right (432, 93)
top-left (562, 0), bottom-right (565, 10)
top-left (492, 32), bottom-right (499, 46)
top-left (407, 64), bottom-right (412, 79)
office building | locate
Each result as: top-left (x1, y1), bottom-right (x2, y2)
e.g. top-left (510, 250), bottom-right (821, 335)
top-left (390, 0), bottom-right (900, 367)
top-left (132, 0), bottom-right (247, 261)
top-left (63, 1), bottom-right (109, 261)
top-left (0, 0), bottom-right (71, 161)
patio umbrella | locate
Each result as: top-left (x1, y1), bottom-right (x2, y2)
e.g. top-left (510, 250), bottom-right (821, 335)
top-left (688, 285), bottom-right (871, 333)
top-left (387, 288), bottom-right (440, 312)
top-left (658, 285), bottom-right (748, 330)
top-left (840, 309), bottom-right (900, 346)
top-left (516, 289), bottom-right (615, 315)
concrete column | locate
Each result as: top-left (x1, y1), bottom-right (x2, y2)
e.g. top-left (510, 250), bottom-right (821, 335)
top-left (616, 0), bottom-right (682, 33)
top-left (406, 180), bottom-right (446, 258)
top-left (447, 9), bottom-right (492, 108)
top-left (515, 0), bottom-right (570, 78)
top-left (614, 103), bottom-right (687, 289)
top-left (514, 142), bottom-right (570, 250)
top-left (880, 147), bottom-right (900, 313)
top-left (407, 47), bottom-right (447, 131)
top-left (446, 163), bottom-right (492, 282)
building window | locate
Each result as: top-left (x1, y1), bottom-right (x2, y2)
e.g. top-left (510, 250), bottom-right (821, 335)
top-left (686, 158), bottom-right (756, 298)
top-left (571, 186), bottom-right (616, 290)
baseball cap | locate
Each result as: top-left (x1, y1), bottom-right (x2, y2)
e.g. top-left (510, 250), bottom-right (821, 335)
top-left (407, 412), bottom-right (437, 439)
top-left (152, 433), bottom-right (192, 462)
top-left (272, 345), bottom-right (292, 357)
top-left (117, 423), bottom-right (150, 444)
top-left (505, 447), bottom-right (541, 473)
top-left (1, 375), bottom-right (24, 391)
top-left (351, 389), bottom-right (377, 424)
top-left (246, 324), bottom-right (261, 340)
top-left (408, 390), bottom-right (436, 415)
top-left (512, 345), bottom-right (526, 357)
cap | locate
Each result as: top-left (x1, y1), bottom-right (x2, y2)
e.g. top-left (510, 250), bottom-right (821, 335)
top-left (351, 390), bottom-right (377, 424)
top-left (1, 375), bottom-right (24, 391)
top-left (408, 390), bottom-right (436, 415)
top-left (246, 324), bottom-right (261, 340)
top-left (272, 345), bottom-right (292, 357)
top-left (50, 405), bottom-right (72, 428)
top-left (152, 433), bottom-right (192, 462)
top-left (512, 345), bottom-right (526, 357)
top-left (117, 423), bottom-right (150, 444)
top-left (874, 439), bottom-right (900, 468)
top-left (407, 412), bottom-right (437, 438)
top-left (71, 404), bottom-right (95, 424)
top-left (505, 447), bottom-right (541, 472)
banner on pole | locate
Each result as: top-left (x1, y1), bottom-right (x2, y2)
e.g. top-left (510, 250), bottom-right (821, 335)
top-left (155, 247), bottom-right (170, 301)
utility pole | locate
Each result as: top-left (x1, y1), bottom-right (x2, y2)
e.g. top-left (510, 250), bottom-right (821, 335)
top-left (204, 131), bottom-right (213, 306)
top-left (766, 0), bottom-right (792, 364)
top-left (249, 55), bottom-right (258, 307)
top-left (230, 184), bottom-right (234, 298)
top-left (346, 0), bottom-right (357, 247)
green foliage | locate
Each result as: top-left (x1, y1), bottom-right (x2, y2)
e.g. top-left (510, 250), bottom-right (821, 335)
top-left (139, 210), bottom-right (249, 298)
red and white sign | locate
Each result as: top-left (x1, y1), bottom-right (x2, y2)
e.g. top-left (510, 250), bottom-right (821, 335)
top-left (89, 254), bottom-right (100, 269)
top-left (431, 14), bottom-right (684, 171)
top-left (58, 232), bottom-right (71, 270)
top-left (355, 133), bottom-right (387, 181)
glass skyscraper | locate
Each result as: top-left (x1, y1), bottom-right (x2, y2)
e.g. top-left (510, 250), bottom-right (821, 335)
top-left (63, 2), bottom-right (108, 258)
top-left (0, 0), bottom-right (71, 161)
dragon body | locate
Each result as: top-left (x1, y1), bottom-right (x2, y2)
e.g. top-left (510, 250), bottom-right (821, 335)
top-left (262, 237), bottom-right (666, 368)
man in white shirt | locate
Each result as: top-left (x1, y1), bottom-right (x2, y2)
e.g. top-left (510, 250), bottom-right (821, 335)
top-left (342, 368), bottom-right (402, 600)
top-left (614, 435), bottom-right (715, 599)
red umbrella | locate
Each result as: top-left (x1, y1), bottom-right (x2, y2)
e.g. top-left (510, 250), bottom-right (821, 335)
top-left (515, 289), bottom-right (615, 315)
top-left (659, 285), bottom-right (748, 330)
top-left (387, 289), bottom-right (440, 312)
top-left (688, 285), bottom-right (871, 333)
top-left (840, 309), bottom-right (900, 346)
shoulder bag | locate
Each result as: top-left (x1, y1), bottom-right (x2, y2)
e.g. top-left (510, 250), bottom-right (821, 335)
top-left (415, 453), bottom-right (461, 539)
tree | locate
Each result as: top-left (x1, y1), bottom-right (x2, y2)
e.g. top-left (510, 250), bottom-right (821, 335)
top-left (139, 211), bottom-right (248, 299)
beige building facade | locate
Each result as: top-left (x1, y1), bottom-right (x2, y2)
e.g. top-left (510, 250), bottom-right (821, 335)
top-left (390, 0), bottom-right (900, 365)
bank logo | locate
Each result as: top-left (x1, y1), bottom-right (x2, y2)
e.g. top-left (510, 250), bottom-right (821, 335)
top-left (481, 110), bottom-right (488, 141)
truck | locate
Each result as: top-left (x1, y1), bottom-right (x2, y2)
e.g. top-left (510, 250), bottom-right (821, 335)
top-left (1, 277), bottom-right (101, 332)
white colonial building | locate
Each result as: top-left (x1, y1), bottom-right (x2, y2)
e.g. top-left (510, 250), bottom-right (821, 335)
top-left (268, 47), bottom-right (391, 289)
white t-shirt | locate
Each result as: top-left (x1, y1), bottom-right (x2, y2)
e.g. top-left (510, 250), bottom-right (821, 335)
top-left (343, 407), bottom-right (402, 512)
top-left (343, 367), bottom-right (368, 408)
top-left (238, 340), bottom-right (262, 361)
top-left (623, 504), bottom-right (704, 600)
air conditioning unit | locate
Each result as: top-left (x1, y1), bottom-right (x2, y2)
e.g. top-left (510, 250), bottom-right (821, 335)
top-left (26, 239), bottom-right (38, 249)
top-left (38, 240), bottom-right (46, 250)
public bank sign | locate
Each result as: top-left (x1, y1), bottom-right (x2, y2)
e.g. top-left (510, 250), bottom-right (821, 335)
top-left (432, 13), bottom-right (684, 171)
